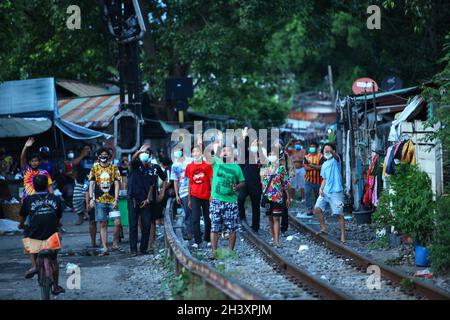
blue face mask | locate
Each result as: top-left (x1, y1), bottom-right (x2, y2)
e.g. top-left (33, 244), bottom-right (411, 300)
top-left (139, 153), bottom-right (149, 162)
top-left (309, 147), bottom-right (316, 153)
top-left (294, 145), bottom-right (302, 150)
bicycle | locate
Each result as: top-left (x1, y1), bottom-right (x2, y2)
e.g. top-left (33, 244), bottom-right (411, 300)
top-left (36, 249), bottom-right (57, 300)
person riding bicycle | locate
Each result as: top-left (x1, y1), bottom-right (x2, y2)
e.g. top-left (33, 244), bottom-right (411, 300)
top-left (18, 174), bottom-right (65, 295)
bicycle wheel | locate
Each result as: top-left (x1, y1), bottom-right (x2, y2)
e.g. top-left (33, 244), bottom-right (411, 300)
top-left (39, 259), bottom-right (52, 300)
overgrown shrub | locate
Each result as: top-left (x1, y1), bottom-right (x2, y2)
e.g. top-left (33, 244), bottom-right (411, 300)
top-left (373, 165), bottom-right (435, 246)
top-left (430, 195), bottom-right (450, 273)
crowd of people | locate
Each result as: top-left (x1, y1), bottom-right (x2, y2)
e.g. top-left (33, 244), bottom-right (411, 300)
top-left (14, 132), bottom-right (346, 290)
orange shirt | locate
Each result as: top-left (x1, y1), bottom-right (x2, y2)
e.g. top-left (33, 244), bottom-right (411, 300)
top-left (304, 153), bottom-right (324, 185)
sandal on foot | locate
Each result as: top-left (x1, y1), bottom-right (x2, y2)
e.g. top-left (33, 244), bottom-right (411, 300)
top-left (25, 268), bottom-right (38, 279)
top-left (52, 285), bottom-right (66, 295)
top-left (98, 249), bottom-right (109, 256)
top-left (112, 246), bottom-right (124, 252)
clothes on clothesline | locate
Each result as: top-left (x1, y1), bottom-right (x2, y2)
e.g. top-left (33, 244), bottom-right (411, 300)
top-left (383, 139), bottom-right (416, 176)
top-left (363, 153), bottom-right (384, 208)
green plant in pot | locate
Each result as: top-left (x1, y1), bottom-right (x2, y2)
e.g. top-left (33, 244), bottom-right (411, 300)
top-left (373, 165), bottom-right (435, 265)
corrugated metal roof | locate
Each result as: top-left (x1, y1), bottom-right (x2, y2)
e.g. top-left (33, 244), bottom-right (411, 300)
top-left (0, 77), bottom-right (56, 117)
top-left (58, 95), bottom-right (124, 128)
top-left (56, 79), bottom-right (119, 97)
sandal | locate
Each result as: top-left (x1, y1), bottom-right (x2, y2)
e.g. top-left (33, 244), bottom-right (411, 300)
top-left (98, 249), bottom-right (109, 256)
top-left (24, 268), bottom-right (38, 279)
top-left (315, 229), bottom-right (328, 236)
top-left (52, 285), bottom-right (66, 295)
top-left (112, 246), bottom-right (124, 252)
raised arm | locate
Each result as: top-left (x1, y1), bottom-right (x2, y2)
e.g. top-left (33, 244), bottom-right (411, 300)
top-left (20, 137), bottom-right (34, 169)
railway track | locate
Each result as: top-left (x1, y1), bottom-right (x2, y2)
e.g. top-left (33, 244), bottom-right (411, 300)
top-left (285, 210), bottom-right (450, 300)
top-left (163, 199), bottom-right (353, 300)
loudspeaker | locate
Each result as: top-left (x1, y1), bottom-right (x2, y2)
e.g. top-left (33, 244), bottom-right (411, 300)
top-left (165, 78), bottom-right (193, 100)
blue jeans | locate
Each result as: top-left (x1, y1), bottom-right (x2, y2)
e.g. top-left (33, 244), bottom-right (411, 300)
top-left (305, 181), bottom-right (321, 212)
top-left (95, 202), bottom-right (119, 222)
top-left (181, 196), bottom-right (193, 236)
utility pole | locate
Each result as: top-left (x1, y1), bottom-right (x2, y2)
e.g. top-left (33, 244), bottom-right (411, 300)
top-left (328, 65), bottom-right (335, 101)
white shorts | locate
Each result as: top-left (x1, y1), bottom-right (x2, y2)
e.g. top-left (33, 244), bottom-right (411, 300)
top-left (315, 192), bottom-right (344, 216)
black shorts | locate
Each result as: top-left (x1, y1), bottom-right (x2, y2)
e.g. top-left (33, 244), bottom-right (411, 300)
top-left (150, 202), bottom-right (163, 221)
top-left (266, 201), bottom-right (285, 216)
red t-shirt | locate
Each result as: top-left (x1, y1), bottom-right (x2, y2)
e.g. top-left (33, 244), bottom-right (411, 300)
top-left (185, 161), bottom-right (213, 200)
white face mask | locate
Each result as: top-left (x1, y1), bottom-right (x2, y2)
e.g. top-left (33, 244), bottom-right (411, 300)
top-left (250, 146), bottom-right (258, 153)
top-left (194, 155), bottom-right (202, 162)
top-left (67, 153), bottom-right (74, 160)
top-left (268, 155), bottom-right (278, 163)
top-left (324, 153), bottom-right (333, 160)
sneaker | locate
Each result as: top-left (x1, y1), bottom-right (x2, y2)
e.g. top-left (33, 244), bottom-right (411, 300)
top-left (191, 243), bottom-right (199, 249)
top-left (206, 242), bottom-right (211, 247)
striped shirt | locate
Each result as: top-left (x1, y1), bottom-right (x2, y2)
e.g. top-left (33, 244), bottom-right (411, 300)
top-left (304, 153), bottom-right (325, 185)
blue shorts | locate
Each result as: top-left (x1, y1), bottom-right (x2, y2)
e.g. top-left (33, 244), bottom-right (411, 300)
top-left (314, 192), bottom-right (344, 216)
top-left (95, 202), bottom-right (120, 222)
top-left (210, 199), bottom-right (239, 233)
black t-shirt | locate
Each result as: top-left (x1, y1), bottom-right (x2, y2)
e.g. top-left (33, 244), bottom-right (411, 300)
top-left (127, 163), bottom-right (152, 202)
top-left (147, 164), bottom-right (167, 201)
top-left (118, 165), bottom-right (129, 177)
top-left (20, 193), bottom-right (63, 240)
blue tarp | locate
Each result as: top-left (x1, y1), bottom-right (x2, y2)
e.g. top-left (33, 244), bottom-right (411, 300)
top-left (0, 77), bottom-right (111, 139)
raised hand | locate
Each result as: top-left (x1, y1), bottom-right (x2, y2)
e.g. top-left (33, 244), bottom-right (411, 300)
top-left (24, 137), bottom-right (35, 148)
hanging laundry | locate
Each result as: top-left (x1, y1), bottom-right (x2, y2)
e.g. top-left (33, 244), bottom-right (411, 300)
top-left (401, 139), bottom-right (416, 165)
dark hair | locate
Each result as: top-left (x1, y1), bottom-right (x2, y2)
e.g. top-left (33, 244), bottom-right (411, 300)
top-left (74, 164), bottom-right (86, 184)
top-left (29, 153), bottom-right (41, 162)
top-left (33, 174), bottom-right (48, 192)
top-left (130, 159), bottom-right (141, 170)
top-left (160, 157), bottom-right (173, 166)
top-left (97, 148), bottom-right (111, 158)
top-left (309, 142), bottom-right (319, 148)
top-left (322, 143), bottom-right (335, 153)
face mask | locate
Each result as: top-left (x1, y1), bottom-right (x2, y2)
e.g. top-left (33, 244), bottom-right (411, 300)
top-left (249, 146), bottom-right (258, 153)
top-left (295, 145), bottom-right (302, 150)
top-left (139, 153), bottom-right (149, 162)
top-left (194, 155), bottom-right (202, 162)
top-left (324, 153), bottom-right (333, 160)
top-left (268, 155), bottom-right (278, 163)
top-left (99, 156), bottom-right (108, 163)
top-left (67, 153), bottom-right (74, 160)
top-left (309, 148), bottom-right (316, 153)
top-left (174, 151), bottom-right (183, 158)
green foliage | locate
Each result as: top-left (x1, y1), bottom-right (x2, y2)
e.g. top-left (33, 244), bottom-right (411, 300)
top-left (373, 165), bottom-right (435, 246)
top-left (1, 1), bottom-right (450, 127)
top-left (430, 195), bottom-right (450, 274)
top-left (368, 235), bottom-right (389, 250)
top-left (400, 278), bottom-right (414, 292)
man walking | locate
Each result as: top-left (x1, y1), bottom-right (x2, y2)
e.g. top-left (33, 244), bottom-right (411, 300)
top-left (127, 145), bottom-right (154, 256)
top-left (314, 143), bottom-right (346, 243)
top-left (88, 148), bottom-right (122, 256)
top-left (209, 146), bottom-right (245, 259)
top-left (303, 142), bottom-right (325, 216)
top-left (186, 145), bottom-right (213, 249)
top-left (238, 137), bottom-right (262, 233)
top-left (170, 146), bottom-right (193, 240)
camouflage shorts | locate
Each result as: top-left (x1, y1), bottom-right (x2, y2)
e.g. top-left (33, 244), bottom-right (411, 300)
top-left (210, 198), bottom-right (239, 233)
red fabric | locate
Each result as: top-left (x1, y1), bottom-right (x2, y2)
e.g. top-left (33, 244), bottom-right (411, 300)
top-left (363, 154), bottom-right (378, 207)
top-left (185, 161), bottom-right (213, 200)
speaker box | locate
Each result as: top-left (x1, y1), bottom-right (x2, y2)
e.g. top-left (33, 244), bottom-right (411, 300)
top-left (165, 78), bottom-right (193, 100)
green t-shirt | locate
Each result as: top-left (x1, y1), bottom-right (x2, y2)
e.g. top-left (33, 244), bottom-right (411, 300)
top-left (211, 157), bottom-right (245, 203)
